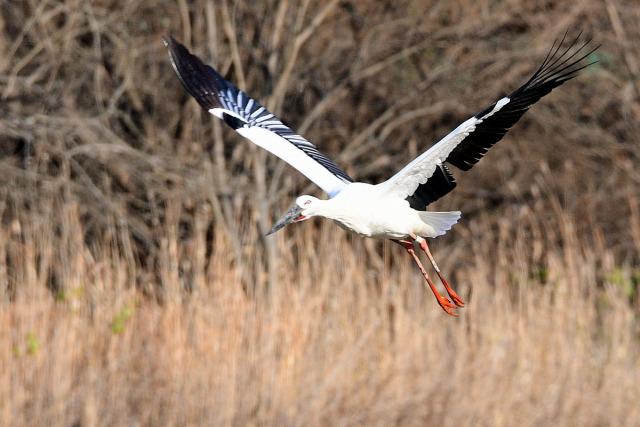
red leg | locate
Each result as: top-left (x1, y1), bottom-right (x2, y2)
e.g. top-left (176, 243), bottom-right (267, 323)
top-left (395, 239), bottom-right (458, 316)
top-left (411, 234), bottom-right (466, 308)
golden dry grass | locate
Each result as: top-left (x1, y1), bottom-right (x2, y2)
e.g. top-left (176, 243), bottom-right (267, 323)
top-left (1, 1), bottom-right (640, 425)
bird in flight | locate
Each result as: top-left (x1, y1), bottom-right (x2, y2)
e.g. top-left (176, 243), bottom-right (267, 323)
top-left (165, 32), bottom-right (597, 316)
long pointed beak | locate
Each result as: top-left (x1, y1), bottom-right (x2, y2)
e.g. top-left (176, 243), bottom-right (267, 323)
top-left (266, 204), bottom-right (304, 235)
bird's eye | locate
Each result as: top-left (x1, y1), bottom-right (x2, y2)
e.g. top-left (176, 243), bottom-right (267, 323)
top-left (304, 200), bottom-right (312, 206)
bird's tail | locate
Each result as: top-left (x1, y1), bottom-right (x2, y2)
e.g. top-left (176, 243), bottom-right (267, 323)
top-left (418, 211), bottom-right (461, 237)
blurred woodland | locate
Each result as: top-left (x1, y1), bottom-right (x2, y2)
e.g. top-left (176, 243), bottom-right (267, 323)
top-left (1, 1), bottom-right (639, 425)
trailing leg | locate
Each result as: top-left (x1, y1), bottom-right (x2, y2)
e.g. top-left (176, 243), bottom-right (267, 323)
top-left (411, 234), bottom-right (465, 308)
top-left (394, 239), bottom-right (458, 316)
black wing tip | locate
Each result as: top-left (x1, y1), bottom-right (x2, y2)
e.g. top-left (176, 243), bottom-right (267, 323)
top-left (162, 35), bottom-right (182, 54)
top-left (525, 31), bottom-right (599, 90)
top-left (163, 35), bottom-right (186, 65)
top-left (164, 35), bottom-right (226, 111)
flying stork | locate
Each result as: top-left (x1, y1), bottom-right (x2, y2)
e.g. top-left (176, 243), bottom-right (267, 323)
top-left (165, 32), bottom-right (597, 316)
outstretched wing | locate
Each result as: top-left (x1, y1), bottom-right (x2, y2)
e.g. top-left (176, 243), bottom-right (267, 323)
top-left (164, 36), bottom-right (353, 198)
top-left (379, 32), bottom-right (598, 210)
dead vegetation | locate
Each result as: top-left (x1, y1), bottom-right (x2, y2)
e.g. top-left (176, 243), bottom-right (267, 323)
top-left (1, 0), bottom-right (639, 425)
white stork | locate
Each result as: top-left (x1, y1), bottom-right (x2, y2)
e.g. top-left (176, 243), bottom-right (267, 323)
top-left (165, 32), bottom-right (597, 316)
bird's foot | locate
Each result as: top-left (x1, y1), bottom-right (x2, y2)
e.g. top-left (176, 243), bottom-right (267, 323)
top-left (424, 274), bottom-right (459, 316)
top-left (436, 271), bottom-right (466, 308)
top-left (433, 290), bottom-right (458, 317)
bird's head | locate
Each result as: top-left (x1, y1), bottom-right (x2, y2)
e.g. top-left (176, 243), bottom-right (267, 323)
top-left (267, 195), bottom-right (320, 235)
